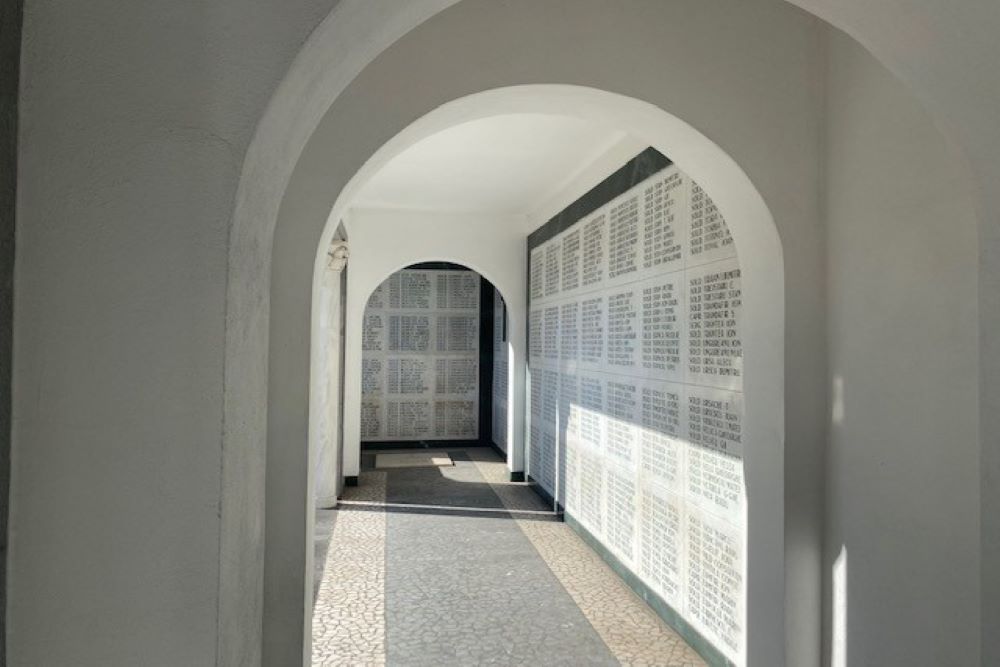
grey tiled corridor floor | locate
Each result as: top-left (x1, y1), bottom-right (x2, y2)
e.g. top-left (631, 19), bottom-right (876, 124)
top-left (312, 447), bottom-right (706, 666)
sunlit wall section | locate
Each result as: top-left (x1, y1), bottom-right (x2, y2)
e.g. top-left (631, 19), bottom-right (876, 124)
top-left (526, 156), bottom-right (745, 664)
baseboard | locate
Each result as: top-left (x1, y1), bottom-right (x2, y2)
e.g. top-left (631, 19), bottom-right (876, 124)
top-left (316, 495), bottom-right (338, 510)
top-left (525, 475), bottom-right (564, 513)
top-left (486, 440), bottom-right (507, 461)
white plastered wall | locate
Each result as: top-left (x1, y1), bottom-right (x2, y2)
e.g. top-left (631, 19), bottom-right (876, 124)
top-left (823, 29), bottom-right (981, 666)
top-left (340, 208), bottom-right (528, 477)
top-left (313, 251), bottom-right (346, 508)
top-left (11, 1), bottom-right (340, 665)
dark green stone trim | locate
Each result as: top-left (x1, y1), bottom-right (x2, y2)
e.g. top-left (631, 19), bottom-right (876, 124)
top-left (405, 261), bottom-right (469, 271)
top-left (0, 1), bottom-right (21, 657)
top-left (485, 439), bottom-right (507, 462)
top-left (525, 475), bottom-right (563, 514)
top-left (509, 471), bottom-right (525, 483)
top-left (526, 147), bottom-right (672, 250)
top-left (479, 277), bottom-right (494, 445)
top-left (344, 476), bottom-right (359, 487)
top-left (564, 512), bottom-right (735, 667)
top-left (361, 440), bottom-right (491, 451)
top-left (525, 147), bottom-right (671, 384)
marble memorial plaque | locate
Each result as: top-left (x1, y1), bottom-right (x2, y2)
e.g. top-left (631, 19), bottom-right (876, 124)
top-left (363, 268), bottom-right (480, 441)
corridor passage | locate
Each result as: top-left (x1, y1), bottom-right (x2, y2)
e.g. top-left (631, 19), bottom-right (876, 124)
top-left (312, 447), bottom-right (705, 666)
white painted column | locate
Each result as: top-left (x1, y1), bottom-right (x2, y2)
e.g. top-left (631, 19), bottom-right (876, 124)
top-left (314, 242), bottom-right (349, 506)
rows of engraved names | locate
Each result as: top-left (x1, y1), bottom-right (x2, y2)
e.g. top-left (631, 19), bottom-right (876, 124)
top-left (529, 258), bottom-right (742, 390)
top-left (526, 165), bottom-right (744, 661)
top-left (529, 166), bottom-right (736, 306)
top-left (362, 269), bottom-right (480, 441)
top-left (367, 270), bottom-right (481, 311)
top-left (530, 368), bottom-right (744, 518)
top-left (527, 167), bottom-right (742, 389)
top-left (560, 430), bottom-right (743, 648)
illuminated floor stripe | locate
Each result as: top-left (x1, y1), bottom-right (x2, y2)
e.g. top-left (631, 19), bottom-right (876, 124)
top-left (311, 471), bottom-right (387, 666)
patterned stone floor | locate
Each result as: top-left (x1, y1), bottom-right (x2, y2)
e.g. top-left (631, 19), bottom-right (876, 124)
top-left (312, 447), bottom-right (705, 666)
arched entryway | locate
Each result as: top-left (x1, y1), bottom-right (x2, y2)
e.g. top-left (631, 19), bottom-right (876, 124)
top-left (284, 82), bottom-right (784, 666)
top-left (304, 92), bottom-right (782, 663)
top-left (223, 1), bottom-right (804, 657)
top-left (219, 0), bottom-right (985, 664)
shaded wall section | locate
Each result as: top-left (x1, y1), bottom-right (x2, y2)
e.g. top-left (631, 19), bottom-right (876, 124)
top-left (824, 28), bottom-right (980, 666)
top-left (12, 1), bottom-right (338, 664)
top-left (0, 0), bottom-right (18, 660)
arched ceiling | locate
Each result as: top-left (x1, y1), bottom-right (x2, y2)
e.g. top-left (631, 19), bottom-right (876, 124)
top-left (349, 113), bottom-right (640, 218)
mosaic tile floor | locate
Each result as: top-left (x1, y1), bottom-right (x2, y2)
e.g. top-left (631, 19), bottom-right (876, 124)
top-left (312, 447), bottom-right (705, 666)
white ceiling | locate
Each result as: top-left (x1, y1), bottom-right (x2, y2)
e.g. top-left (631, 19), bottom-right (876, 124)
top-left (350, 114), bottom-right (637, 218)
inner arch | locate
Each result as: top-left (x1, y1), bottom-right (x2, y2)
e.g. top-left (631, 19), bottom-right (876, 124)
top-left (305, 86), bottom-right (784, 667)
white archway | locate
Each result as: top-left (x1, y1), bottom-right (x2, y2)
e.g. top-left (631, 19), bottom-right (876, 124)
top-left (229, 1), bottom-right (816, 661)
top-left (304, 85), bottom-right (784, 667)
top-left (335, 238), bottom-right (526, 477)
top-left (220, 0), bottom-right (995, 664)
top-left (308, 87), bottom-right (785, 484)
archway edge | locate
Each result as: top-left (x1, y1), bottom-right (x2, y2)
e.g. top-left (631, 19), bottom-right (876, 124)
top-left (353, 255), bottom-right (515, 328)
top-left (340, 237), bottom-right (523, 333)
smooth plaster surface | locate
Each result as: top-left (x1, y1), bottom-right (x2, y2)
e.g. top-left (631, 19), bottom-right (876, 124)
top-left (351, 114), bottom-right (626, 217)
top-left (11, 0), bottom-right (338, 664)
top-left (778, 5), bottom-right (999, 659)
top-left (824, 30), bottom-right (980, 665)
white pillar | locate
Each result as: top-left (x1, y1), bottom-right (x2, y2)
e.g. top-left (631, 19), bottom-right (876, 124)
top-left (314, 242), bottom-right (349, 507)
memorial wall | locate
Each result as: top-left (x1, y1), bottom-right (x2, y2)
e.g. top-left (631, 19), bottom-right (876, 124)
top-left (361, 268), bottom-right (481, 441)
top-left (491, 288), bottom-right (509, 452)
top-left (527, 157), bottom-right (745, 663)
